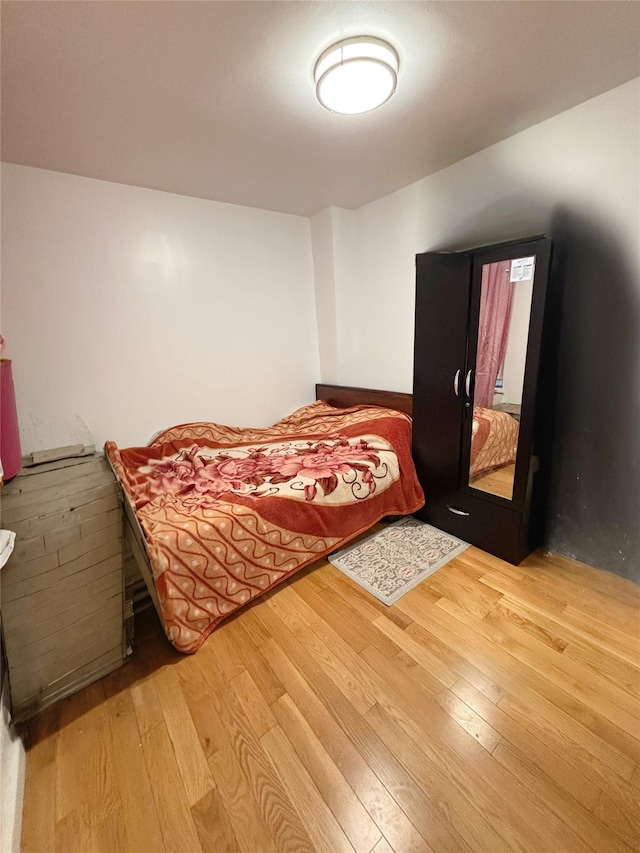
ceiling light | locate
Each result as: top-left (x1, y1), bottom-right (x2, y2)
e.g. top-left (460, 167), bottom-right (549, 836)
top-left (314, 37), bottom-right (399, 115)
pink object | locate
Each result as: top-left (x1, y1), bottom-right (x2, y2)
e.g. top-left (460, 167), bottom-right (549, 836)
top-left (0, 359), bottom-right (22, 480)
top-left (475, 262), bottom-right (515, 408)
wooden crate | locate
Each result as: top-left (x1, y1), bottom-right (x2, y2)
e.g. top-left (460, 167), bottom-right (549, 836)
top-left (0, 449), bottom-right (126, 720)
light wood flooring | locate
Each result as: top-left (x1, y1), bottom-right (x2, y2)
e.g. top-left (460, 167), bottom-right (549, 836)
top-left (470, 463), bottom-right (516, 500)
top-left (20, 535), bottom-right (640, 852)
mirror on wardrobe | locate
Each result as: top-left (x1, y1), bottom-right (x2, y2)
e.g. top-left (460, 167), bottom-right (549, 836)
top-left (467, 255), bottom-right (536, 501)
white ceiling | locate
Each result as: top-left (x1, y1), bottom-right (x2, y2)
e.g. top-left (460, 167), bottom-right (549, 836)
top-left (2, 1), bottom-right (639, 217)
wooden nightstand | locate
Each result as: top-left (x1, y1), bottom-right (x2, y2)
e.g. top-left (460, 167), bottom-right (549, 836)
top-left (0, 447), bottom-right (126, 721)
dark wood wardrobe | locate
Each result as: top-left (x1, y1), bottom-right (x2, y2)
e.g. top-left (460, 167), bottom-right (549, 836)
top-left (412, 236), bottom-right (553, 564)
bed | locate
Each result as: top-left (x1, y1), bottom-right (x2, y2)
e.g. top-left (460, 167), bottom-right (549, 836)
top-left (105, 395), bottom-right (424, 653)
top-left (317, 383), bottom-right (519, 479)
top-left (469, 406), bottom-right (519, 480)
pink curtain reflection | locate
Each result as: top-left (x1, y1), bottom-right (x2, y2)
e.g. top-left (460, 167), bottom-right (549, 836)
top-left (474, 262), bottom-right (514, 408)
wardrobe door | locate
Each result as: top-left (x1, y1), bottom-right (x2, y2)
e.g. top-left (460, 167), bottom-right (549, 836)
top-left (412, 252), bottom-right (471, 505)
top-left (460, 239), bottom-right (552, 510)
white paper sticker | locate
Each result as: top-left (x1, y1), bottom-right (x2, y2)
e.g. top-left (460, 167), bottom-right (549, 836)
top-left (510, 256), bottom-right (535, 282)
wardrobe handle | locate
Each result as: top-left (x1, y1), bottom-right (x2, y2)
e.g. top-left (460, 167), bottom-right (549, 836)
top-left (465, 369), bottom-right (473, 398)
top-left (447, 505), bottom-right (470, 517)
top-left (453, 369), bottom-right (461, 397)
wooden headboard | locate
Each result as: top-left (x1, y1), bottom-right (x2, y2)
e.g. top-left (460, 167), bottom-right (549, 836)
top-left (316, 383), bottom-right (413, 416)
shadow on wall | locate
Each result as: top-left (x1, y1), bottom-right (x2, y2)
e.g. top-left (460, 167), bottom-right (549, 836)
top-left (427, 192), bottom-right (552, 254)
top-left (546, 206), bottom-right (640, 582)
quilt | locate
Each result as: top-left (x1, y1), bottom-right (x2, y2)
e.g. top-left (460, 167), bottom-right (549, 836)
top-left (470, 406), bottom-right (519, 479)
top-left (105, 401), bottom-right (424, 652)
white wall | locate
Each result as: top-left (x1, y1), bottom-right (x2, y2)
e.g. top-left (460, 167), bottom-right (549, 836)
top-left (310, 208), bottom-right (339, 382)
top-left (501, 277), bottom-right (534, 405)
top-left (1, 165), bottom-right (320, 452)
top-left (330, 78), bottom-right (640, 390)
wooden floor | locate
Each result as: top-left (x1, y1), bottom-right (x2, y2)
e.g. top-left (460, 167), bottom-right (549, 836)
top-left (20, 537), bottom-right (640, 852)
top-left (470, 463), bottom-right (515, 500)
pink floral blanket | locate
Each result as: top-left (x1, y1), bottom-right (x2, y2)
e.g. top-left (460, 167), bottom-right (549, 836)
top-left (105, 402), bottom-right (424, 652)
top-left (470, 406), bottom-right (519, 478)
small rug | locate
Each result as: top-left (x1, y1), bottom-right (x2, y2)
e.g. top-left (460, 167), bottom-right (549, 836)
top-left (329, 516), bottom-right (469, 605)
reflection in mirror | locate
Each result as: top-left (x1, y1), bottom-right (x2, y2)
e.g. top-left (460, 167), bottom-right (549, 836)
top-left (468, 256), bottom-right (535, 500)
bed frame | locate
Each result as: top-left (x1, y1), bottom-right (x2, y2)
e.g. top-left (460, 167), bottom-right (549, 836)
top-left (315, 383), bottom-right (413, 416)
top-left (121, 489), bottom-right (162, 619)
top-left (103, 453), bottom-right (164, 626)
top-left (111, 384), bottom-right (414, 633)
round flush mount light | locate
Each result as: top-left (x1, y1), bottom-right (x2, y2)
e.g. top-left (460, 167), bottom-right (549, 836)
top-left (314, 36), bottom-right (399, 115)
